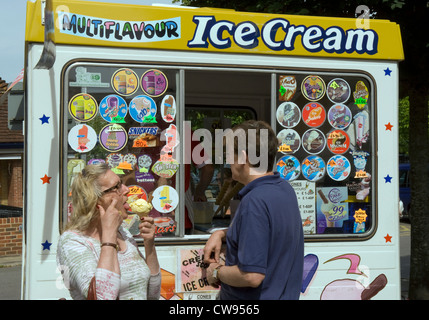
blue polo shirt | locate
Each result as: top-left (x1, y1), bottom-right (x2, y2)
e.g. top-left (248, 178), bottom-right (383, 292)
top-left (220, 172), bottom-right (304, 300)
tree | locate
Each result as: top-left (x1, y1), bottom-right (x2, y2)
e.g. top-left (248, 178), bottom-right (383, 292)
top-left (178, 0), bottom-right (429, 299)
top-left (398, 97), bottom-right (409, 158)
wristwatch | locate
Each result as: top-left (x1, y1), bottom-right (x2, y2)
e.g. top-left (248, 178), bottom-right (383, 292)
top-left (213, 265), bottom-right (223, 282)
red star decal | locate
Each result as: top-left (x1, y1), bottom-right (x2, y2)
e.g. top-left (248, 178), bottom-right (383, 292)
top-left (41, 174), bottom-right (52, 184)
top-left (384, 234), bottom-right (392, 243)
top-left (385, 122), bottom-right (393, 131)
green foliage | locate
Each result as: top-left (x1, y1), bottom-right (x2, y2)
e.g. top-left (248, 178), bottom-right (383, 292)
top-left (398, 96), bottom-right (409, 156)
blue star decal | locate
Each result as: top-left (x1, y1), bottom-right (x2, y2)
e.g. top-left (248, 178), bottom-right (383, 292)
top-left (384, 175), bottom-right (392, 183)
top-left (384, 68), bottom-right (392, 76)
top-left (39, 114), bottom-right (50, 124)
top-left (41, 240), bottom-right (52, 251)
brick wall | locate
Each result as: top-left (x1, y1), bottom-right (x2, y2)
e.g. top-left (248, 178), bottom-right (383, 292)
top-left (0, 216), bottom-right (23, 257)
top-left (0, 78), bottom-right (24, 144)
top-left (0, 77), bottom-right (24, 258)
top-left (8, 160), bottom-right (23, 208)
top-left (0, 78), bottom-right (24, 257)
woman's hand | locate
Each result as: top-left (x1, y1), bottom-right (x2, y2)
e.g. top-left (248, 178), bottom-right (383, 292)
top-left (98, 198), bottom-right (122, 242)
top-left (139, 216), bottom-right (160, 276)
top-left (139, 216), bottom-right (156, 244)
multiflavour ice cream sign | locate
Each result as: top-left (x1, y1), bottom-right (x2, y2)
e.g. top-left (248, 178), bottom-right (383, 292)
top-left (23, 0), bottom-right (400, 60)
top-left (57, 11), bottom-right (378, 56)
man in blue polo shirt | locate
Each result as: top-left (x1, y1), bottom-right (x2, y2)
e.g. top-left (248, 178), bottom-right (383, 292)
top-left (204, 120), bottom-right (304, 300)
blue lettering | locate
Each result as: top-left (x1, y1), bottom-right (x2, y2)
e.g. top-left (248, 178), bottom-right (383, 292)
top-left (261, 18), bottom-right (288, 51)
top-left (284, 24), bottom-right (306, 51)
top-left (210, 20), bottom-right (234, 49)
top-left (59, 13), bottom-right (180, 42)
top-left (189, 15), bottom-right (379, 55)
top-left (144, 24), bottom-right (155, 39)
top-left (323, 27), bottom-right (346, 53)
top-left (234, 21), bottom-right (259, 49)
top-left (92, 19), bottom-right (102, 36)
top-left (128, 127), bottom-right (159, 136)
top-left (166, 21), bottom-right (179, 38)
top-left (301, 26), bottom-right (324, 52)
top-left (188, 16), bottom-right (215, 48)
top-left (345, 29), bottom-right (378, 54)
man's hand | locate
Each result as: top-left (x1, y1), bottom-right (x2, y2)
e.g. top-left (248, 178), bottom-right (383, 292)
top-left (203, 229), bottom-right (227, 264)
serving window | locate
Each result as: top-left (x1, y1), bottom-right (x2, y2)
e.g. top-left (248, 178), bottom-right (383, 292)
top-left (60, 62), bottom-right (375, 241)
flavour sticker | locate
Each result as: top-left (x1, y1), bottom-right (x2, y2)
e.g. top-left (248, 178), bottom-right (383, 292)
top-left (278, 75), bottom-right (297, 101)
top-left (161, 124), bottom-right (179, 154)
top-left (301, 155), bottom-right (326, 182)
top-left (327, 129), bottom-right (350, 154)
top-left (129, 95), bottom-right (157, 123)
top-left (353, 81), bottom-right (369, 109)
top-left (277, 129), bottom-right (300, 154)
top-left (87, 159), bottom-right (105, 165)
top-left (127, 185), bottom-right (148, 203)
top-left (111, 68), bottom-right (139, 96)
top-left (352, 150), bottom-right (370, 172)
top-left (135, 171), bottom-right (156, 186)
top-left (276, 155), bottom-right (300, 181)
top-left (151, 158), bottom-right (179, 178)
top-left (68, 124), bottom-right (97, 153)
top-left (289, 180), bottom-right (316, 235)
top-left (316, 187), bottom-right (349, 233)
top-left (353, 111), bottom-right (370, 149)
top-left (122, 153), bottom-right (137, 168)
top-left (301, 75), bottom-right (325, 101)
top-left (327, 155), bottom-right (351, 181)
top-left (276, 102), bottom-right (300, 128)
top-left (141, 69), bottom-right (168, 97)
top-left (138, 154), bottom-right (153, 170)
top-left (161, 95), bottom-right (176, 123)
top-left (302, 129), bottom-right (326, 154)
top-left (302, 102), bottom-right (326, 127)
top-left (106, 153), bottom-right (123, 168)
top-left (353, 208), bottom-right (367, 224)
top-left (327, 78), bottom-right (351, 103)
top-left (152, 185), bottom-right (179, 213)
top-left (99, 124), bottom-right (128, 152)
top-left (129, 126), bottom-right (159, 148)
top-left (154, 217), bottom-right (177, 236)
top-left (67, 159), bottom-right (85, 191)
top-left (327, 104), bottom-right (352, 129)
top-left (68, 93), bottom-right (98, 122)
top-left (99, 95), bottom-right (128, 123)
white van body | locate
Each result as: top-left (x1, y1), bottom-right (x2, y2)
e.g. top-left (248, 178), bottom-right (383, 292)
top-left (22, 0), bottom-right (403, 300)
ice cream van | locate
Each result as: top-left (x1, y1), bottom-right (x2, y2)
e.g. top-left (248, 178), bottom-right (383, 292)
top-left (22, 0), bottom-right (404, 300)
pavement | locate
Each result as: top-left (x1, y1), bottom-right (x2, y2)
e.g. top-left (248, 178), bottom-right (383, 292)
top-left (0, 255), bottom-right (22, 268)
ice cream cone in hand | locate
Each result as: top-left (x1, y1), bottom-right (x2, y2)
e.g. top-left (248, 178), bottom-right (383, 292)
top-left (128, 197), bottom-right (153, 218)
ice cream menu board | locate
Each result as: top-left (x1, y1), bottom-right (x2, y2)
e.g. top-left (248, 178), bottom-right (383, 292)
top-left (276, 74), bottom-right (372, 236)
top-left (65, 66), bottom-right (179, 237)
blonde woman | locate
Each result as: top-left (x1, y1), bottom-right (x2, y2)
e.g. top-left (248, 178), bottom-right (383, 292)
top-left (57, 164), bottom-right (161, 300)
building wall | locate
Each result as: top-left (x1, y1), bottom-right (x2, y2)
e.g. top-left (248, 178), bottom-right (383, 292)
top-left (0, 216), bottom-right (22, 257)
top-left (0, 160), bottom-right (23, 207)
top-left (0, 77), bottom-right (24, 257)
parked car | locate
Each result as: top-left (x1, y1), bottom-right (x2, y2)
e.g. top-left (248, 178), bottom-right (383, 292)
top-left (399, 163), bottom-right (411, 220)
